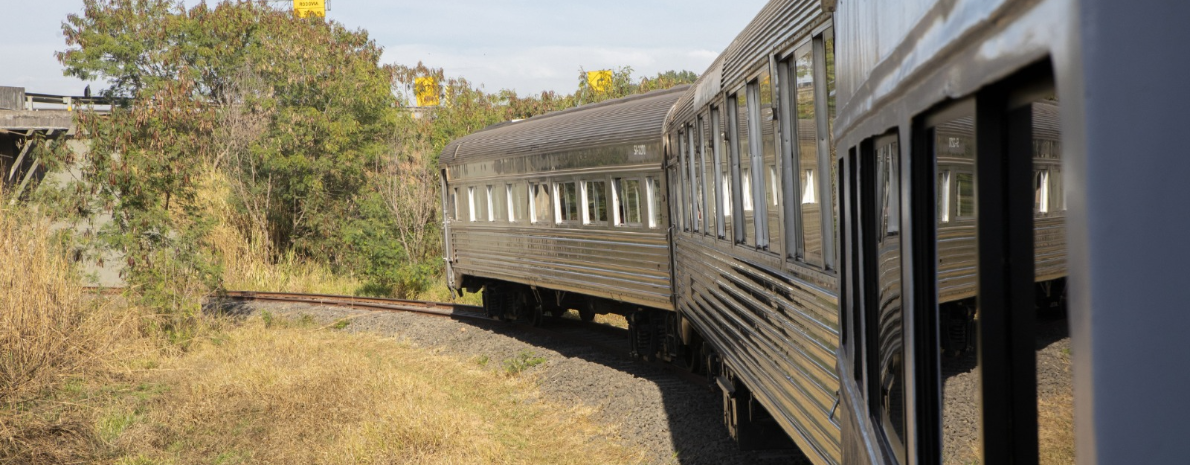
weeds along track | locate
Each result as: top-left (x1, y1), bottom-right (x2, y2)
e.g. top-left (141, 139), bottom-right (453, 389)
top-left (85, 287), bottom-right (709, 387)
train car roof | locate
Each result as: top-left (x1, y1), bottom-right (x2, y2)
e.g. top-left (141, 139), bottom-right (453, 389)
top-left (440, 85), bottom-right (688, 164)
top-left (666, 0), bottom-right (830, 131)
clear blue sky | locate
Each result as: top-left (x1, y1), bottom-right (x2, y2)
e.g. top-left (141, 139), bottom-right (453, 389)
top-left (1, 0), bottom-right (770, 96)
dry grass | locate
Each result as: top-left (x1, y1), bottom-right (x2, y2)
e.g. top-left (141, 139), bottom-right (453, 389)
top-left (0, 189), bottom-right (128, 404)
top-left (1039, 389), bottom-right (1075, 464)
top-left (74, 315), bottom-right (642, 464)
top-left (198, 169), bottom-right (362, 295)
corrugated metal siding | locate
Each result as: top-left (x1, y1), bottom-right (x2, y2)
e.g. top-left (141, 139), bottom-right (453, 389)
top-left (675, 239), bottom-right (841, 464)
top-left (442, 86), bottom-right (686, 165)
top-left (452, 225), bottom-right (672, 310)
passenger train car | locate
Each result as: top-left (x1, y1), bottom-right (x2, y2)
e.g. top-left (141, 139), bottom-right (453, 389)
top-left (441, 87), bottom-right (682, 330)
top-left (441, 0), bottom-right (1190, 463)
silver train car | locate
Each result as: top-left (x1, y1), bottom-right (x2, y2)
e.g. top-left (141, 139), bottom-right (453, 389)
top-left (438, 0), bottom-right (1190, 463)
top-left (829, 0), bottom-right (1189, 463)
top-left (441, 87), bottom-right (683, 326)
top-left (661, 0), bottom-right (845, 460)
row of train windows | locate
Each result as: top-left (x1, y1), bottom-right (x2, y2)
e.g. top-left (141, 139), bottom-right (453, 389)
top-left (674, 27), bottom-right (837, 270)
top-left (451, 177), bottom-right (663, 228)
top-left (935, 168), bottom-right (1063, 222)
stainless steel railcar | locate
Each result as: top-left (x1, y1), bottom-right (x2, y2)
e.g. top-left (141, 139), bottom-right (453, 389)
top-left (828, 0), bottom-right (1190, 464)
top-left (441, 87), bottom-right (683, 327)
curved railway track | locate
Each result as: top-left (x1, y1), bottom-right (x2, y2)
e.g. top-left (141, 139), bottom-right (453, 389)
top-left (85, 287), bottom-right (709, 387)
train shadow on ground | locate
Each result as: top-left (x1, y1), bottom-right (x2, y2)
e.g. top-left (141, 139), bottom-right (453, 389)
top-left (207, 299), bottom-right (808, 465)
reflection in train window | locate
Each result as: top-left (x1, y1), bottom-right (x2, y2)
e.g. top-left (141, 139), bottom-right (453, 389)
top-left (584, 180), bottom-right (608, 224)
top-left (556, 182), bottom-right (579, 224)
top-left (760, 70), bottom-right (781, 252)
top-left (736, 91), bottom-right (756, 245)
top-left (934, 112), bottom-right (980, 464)
top-left (872, 136), bottom-right (905, 464)
top-left (647, 176), bottom-right (662, 228)
top-left (531, 182), bottom-right (550, 224)
top-left (796, 41), bottom-right (824, 267)
top-left (485, 185), bottom-right (495, 221)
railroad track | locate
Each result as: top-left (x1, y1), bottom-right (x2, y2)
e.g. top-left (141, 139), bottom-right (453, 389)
top-left (84, 287), bottom-right (711, 387)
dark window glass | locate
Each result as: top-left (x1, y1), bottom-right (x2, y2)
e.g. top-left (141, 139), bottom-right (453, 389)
top-left (474, 186), bottom-right (489, 222)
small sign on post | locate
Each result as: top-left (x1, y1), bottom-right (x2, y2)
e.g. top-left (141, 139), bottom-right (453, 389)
top-left (587, 70), bottom-right (613, 94)
top-left (294, 0), bottom-right (325, 18)
top-left (415, 77), bottom-right (439, 107)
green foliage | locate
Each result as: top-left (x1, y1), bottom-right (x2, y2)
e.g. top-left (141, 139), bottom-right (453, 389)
top-left (502, 351), bottom-right (546, 376)
top-left (49, 0), bottom-right (700, 315)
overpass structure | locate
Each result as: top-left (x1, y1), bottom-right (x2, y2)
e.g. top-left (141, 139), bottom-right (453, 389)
top-left (0, 86), bottom-right (74, 200)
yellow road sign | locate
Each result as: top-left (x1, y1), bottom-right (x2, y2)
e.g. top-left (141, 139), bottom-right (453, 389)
top-left (294, 0), bottom-right (325, 18)
top-left (587, 70), bottom-right (612, 93)
top-left (415, 76), bottom-right (439, 107)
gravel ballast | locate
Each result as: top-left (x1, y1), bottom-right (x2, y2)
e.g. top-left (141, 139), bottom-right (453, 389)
top-left (220, 300), bottom-right (809, 465)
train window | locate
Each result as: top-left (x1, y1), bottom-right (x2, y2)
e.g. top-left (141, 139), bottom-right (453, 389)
top-left (746, 78), bottom-right (769, 249)
top-left (472, 186), bottom-right (488, 222)
top-left (689, 125), bottom-right (703, 232)
top-left (760, 70), bottom-right (781, 253)
top-left (677, 131), bottom-right (690, 232)
top-left (510, 183), bottom-right (527, 222)
top-left (955, 173), bottom-right (975, 218)
top-left (451, 188), bottom-right (459, 221)
top-left (870, 136), bottom-right (905, 464)
top-left (714, 106), bottom-right (732, 242)
top-left (727, 93), bottom-right (746, 243)
top-left (735, 91), bottom-right (755, 245)
top-left (467, 186), bottom-right (476, 222)
top-left (555, 181), bottom-right (579, 224)
top-left (1034, 171), bottom-right (1050, 214)
top-left (942, 171), bottom-right (952, 223)
top-left (930, 109), bottom-right (980, 464)
top-left (647, 176), bottom-right (662, 228)
top-left (485, 186), bottom-right (495, 221)
top-left (490, 185), bottom-right (504, 222)
top-left (614, 178), bottom-right (643, 227)
top-left (817, 30), bottom-right (838, 270)
top-left (700, 115), bottom-right (716, 236)
top-left (795, 41), bottom-right (824, 268)
top-left (531, 182), bottom-right (551, 224)
top-left (583, 180), bottom-right (608, 225)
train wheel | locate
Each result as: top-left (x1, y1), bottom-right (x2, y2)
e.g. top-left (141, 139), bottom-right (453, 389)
top-left (528, 303), bottom-right (545, 327)
top-left (579, 301), bottom-right (597, 323)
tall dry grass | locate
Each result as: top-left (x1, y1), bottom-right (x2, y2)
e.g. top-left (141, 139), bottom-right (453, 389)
top-left (197, 169), bottom-right (361, 295)
top-left (0, 188), bottom-right (126, 404)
